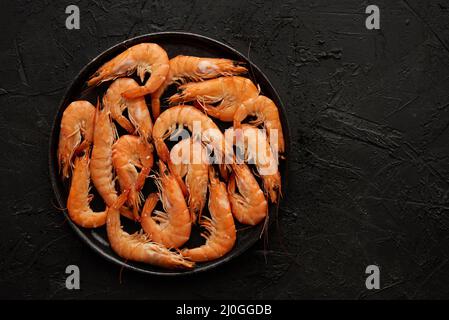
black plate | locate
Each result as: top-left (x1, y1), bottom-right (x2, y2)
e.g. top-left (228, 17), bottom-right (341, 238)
top-left (49, 32), bottom-right (291, 276)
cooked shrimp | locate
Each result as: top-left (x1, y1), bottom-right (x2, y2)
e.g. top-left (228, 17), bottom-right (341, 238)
top-left (103, 78), bottom-right (153, 141)
top-left (227, 163), bottom-right (267, 225)
top-left (112, 135), bottom-right (154, 218)
top-left (168, 76), bottom-right (259, 121)
top-left (182, 167), bottom-right (236, 262)
top-left (152, 105), bottom-right (233, 195)
top-left (170, 138), bottom-right (209, 222)
top-left (67, 154), bottom-right (106, 228)
top-left (238, 124), bottom-right (281, 203)
top-left (89, 105), bottom-right (134, 220)
top-left (151, 56), bottom-right (247, 118)
top-left (107, 190), bottom-right (194, 269)
top-left (87, 43), bottom-right (169, 99)
top-left (58, 100), bottom-right (95, 178)
top-left (140, 161), bottom-right (191, 248)
top-left (234, 95), bottom-right (285, 154)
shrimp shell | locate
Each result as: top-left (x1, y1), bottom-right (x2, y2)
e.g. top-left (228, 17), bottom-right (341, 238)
top-left (103, 78), bottom-right (153, 141)
top-left (107, 190), bottom-right (194, 269)
top-left (170, 138), bottom-right (209, 222)
top-left (168, 76), bottom-right (259, 122)
top-left (151, 56), bottom-right (247, 118)
top-left (58, 100), bottom-right (95, 178)
top-left (89, 105), bottom-right (134, 220)
top-left (228, 163), bottom-right (268, 225)
top-left (234, 95), bottom-right (285, 154)
top-left (152, 105), bottom-right (233, 195)
top-left (238, 124), bottom-right (281, 203)
top-left (112, 135), bottom-right (154, 218)
top-left (67, 154), bottom-right (107, 228)
top-left (182, 167), bottom-right (236, 262)
top-left (87, 43), bottom-right (169, 99)
top-left (140, 161), bottom-right (191, 248)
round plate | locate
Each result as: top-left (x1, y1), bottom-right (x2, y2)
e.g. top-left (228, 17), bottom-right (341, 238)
top-left (49, 32), bottom-right (291, 276)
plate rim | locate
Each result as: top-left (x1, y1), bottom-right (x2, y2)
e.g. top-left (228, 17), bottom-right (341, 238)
top-left (48, 31), bottom-right (291, 276)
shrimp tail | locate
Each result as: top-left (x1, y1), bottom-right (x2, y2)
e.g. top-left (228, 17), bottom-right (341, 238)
top-left (112, 189), bottom-right (130, 210)
top-left (167, 93), bottom-right (183, 105)
top-left (116, 114), bottom-right (135, 134)
top-left (225, 63), bottom-right (248, 75)
top-left (140, 192), bottom-right (160, 229)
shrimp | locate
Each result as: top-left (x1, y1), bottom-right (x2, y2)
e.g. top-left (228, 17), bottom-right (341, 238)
top-left (237, 124), bottom-right (281, 203)
top-left (168, 76), bottom-right (259, 122)
top-left (58, 100), bottom-right (95, 178)
top-left (89, 105), bottom-right (134, 220)
top-left (151, 56), bottom-right (247, 119)
top-left (152, 105), bottom-right (233, 195)
top-left (67, 154), bottom-right (106, 228)
top-left (87, 43), bottom-right (169, 99)
top-left (227, 163), bottom-right (268, 225)
top-left (140, 161), bottom-right (191, 248)
top-left (107, 190), bottom-right (194, 269)
top-left (234, 95), bottom-right (285, 154)
top-left (182, 167), bottom-right (236, 262)
top-left (112, 135), bottom-right (154, 218)
top-left (103, 78), bottom-right (153, 141)
top-left (170, 138), bottom-right (209, 222)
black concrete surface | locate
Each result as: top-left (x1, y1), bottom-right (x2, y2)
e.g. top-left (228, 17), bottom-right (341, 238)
top-left (1, 0), bottom-right (449, 299)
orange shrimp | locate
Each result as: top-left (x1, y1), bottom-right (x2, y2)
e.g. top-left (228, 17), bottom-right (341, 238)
top-left (170, 138), bottom-right (209, 222)
top-left (140, 161), bottom-right (191, 248)
top-left (227, 163), bottom-right (268, 225)
top-left (152, 105), bottom-right (233, 196)
top-left (57, 100), bottom-right (95, 178)
top-left (234, 95), bottom-right (285, 154)
top-left (238, 124), bottom-right (281, 203)
top-left (112, 135), bottom-right (154, 219)
top-left (67, 154), bottom-right (106, 228)
top-left (103, 78), bottom-right (153, 141)
top-left (168, 76), bottom-right (259, 121)
top-left (182, 167), bottom-right (236, 262)
top-left (89, 105), bottom-right (134, 220)
top-left (151, 56), bottom-right (247, 119)
top-left (106, 190), bottom-right (194, 269)
top-left (87, 43), bottom-right (169, 99)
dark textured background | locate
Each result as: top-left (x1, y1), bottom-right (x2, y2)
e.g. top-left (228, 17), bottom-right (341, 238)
top-left (1, 0), bottom-right (449, 299)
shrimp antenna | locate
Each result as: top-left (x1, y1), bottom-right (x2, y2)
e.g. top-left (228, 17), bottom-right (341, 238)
top-left (246, 41), bottom-right (258, 90)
